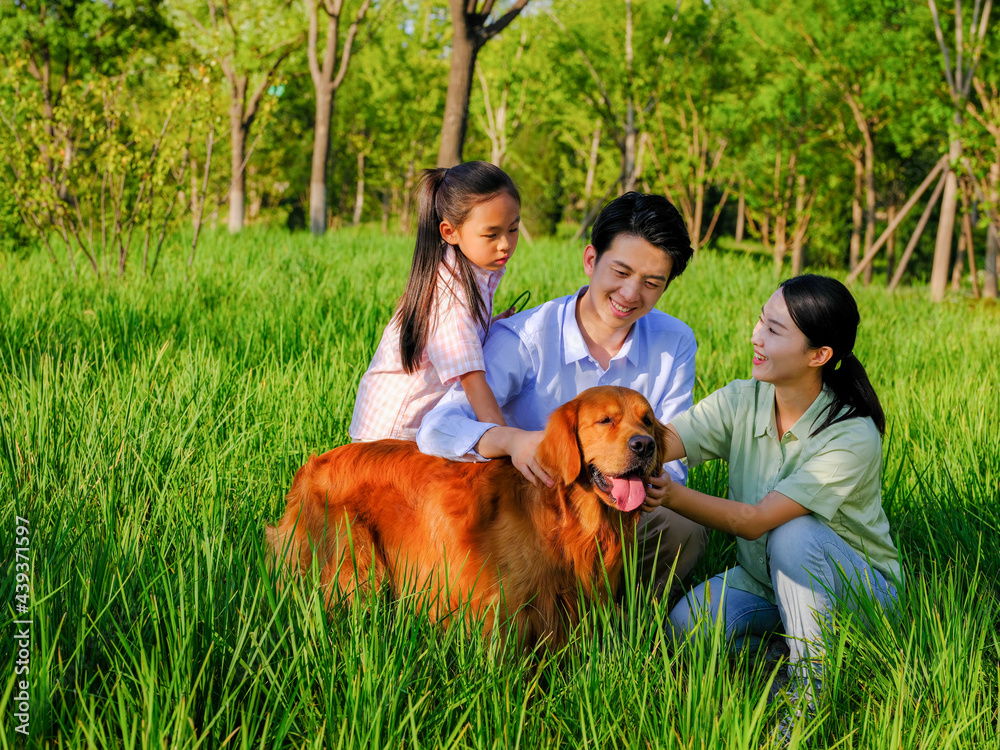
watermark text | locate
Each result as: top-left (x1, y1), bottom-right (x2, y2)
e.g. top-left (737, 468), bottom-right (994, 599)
top-left (12, 515), bottom-right (31, 736)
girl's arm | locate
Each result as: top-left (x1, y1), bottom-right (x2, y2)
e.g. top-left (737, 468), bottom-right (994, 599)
top-left (644, 473), bottom-right (809, 540)
top-left (460, 370), bottom-right (507, 428)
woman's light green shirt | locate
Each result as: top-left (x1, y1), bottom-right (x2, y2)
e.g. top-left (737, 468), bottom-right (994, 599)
top-left (672, 378), bottom-right (902, 603)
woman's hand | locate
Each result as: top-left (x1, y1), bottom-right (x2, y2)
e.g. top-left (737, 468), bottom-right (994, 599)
top-left (642, 470), bottom-right (672, 512)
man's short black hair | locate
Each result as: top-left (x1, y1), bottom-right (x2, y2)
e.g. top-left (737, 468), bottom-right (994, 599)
top-left (590, 192), bottom-right (693, 283)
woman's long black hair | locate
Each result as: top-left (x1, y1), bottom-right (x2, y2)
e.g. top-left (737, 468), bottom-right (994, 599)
top-left (396, 161), bottom-right (520, 373)
top-left (780, 274), bottom-right (886, 436)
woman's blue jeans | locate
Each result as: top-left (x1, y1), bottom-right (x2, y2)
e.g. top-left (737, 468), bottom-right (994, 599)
top-left (668, 515), bottom-right (898, 697)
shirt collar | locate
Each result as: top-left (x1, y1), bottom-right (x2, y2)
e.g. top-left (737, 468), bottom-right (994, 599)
top-left (619, 317), bottom-right (644, 366)
top-left (753, 381), bottom-right (775, 438)
top-left (753, 380), bottom-right (835, 440)
top-left (788, 385), bottom-right (835, 440)
top-left (562, 287), bottom-right (591, 364)
top-left (560, 286), bottom-right (645, 367)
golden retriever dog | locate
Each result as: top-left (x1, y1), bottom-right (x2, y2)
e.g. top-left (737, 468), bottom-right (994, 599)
top-left (266, 385), bottom-right (668, 648)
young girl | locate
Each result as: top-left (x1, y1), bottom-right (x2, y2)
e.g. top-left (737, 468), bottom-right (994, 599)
top-left (349, 161), bottom-right (521, 442)
top-left (646, 275), bottom-right (901, 718)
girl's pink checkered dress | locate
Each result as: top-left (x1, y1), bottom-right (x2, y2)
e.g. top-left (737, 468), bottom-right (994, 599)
top-left (349, 247), bottom-right (505, 442)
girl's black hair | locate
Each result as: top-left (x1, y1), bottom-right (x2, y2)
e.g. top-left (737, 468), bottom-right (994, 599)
top-left (780, 274), bottom-right (886, 436)
top-left (397, 161), bottom-right (520, 373)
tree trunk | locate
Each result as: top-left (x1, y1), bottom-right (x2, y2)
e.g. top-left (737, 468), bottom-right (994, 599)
top-left (310, 87), bottom-right (334, 234)
top-left (352, 150), bottom-right (365, 225)
top-left (400, 156), bottom-right (416, 231)
top-left (862, 126), bottom-right (876, 286)
top-left (885, 204), bottom-right (897, 283)
top-left (792, 175), bottom-right (806, 275)
top-left (951, 233), bottom-right (965, 291)
top-left (986, 223), bottom-right (999, 298)
top-left (585, 120), bottom-right (601, 202)
top-left (306, 0), bottom-right (372, 233)
top-left (622, 119), bottom-right (637, 192)
top-left (58, 138), bottom-right (74, 202)
top-left (692, 147), bottom-right (705, 253)
top-left (773, 213), bottom-right (787, 277)
top-left (889, 172), bottom-right (947, 291)
top-left (229, 107), bottom-right (246, 234)
top-left (735, 189), bottom-right (745, 243)
top-left (987, 159), bottom-right (999, 299)
top-left (381, 188), bottom-right (390, 234)
top-left (42, 93), bottom-right (55, 177)
top-left (930, 130), bottom-right (962, 302)
top-left (962, 208), bottom-right (980, 297)
top-left (850, 153), bottom-right (863, 270)
top-left (621, 0), bottom-right (637, 193)
top-left (438, 4), bottom-right (478, 167)
top-left (190, 157), bottom-right (200, 226)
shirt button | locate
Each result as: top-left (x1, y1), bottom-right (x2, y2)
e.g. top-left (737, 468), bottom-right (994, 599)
top-left (758, 557), bottom-right (764, 564)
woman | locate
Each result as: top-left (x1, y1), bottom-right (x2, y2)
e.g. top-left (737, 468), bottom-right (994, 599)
top-left (647, 274), bottom-right (902, 708)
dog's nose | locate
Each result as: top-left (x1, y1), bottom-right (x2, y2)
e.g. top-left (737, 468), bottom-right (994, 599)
top-left (628, 435), bottom-right (654, 458)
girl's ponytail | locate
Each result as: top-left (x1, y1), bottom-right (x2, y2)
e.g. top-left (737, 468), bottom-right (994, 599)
top-left (396, 161), bottom-right (520, 374)
top-left (398, 169), bottom-right (449, 373)
top-left (780, 275), bottom-right (886, 436)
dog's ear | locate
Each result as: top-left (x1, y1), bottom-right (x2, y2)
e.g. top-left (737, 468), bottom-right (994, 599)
top-left (653, 416), bottom-right (671, 476)
top-left (536, 399), bottom-right (583, 486)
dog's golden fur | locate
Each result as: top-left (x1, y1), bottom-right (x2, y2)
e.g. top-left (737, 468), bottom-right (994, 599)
top-left (266, 385), bottom-right (669, 647)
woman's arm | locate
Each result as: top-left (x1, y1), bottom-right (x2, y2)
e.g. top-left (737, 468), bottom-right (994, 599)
top-left (661, 424), bottom-right (687, 464)
top-left (460, 370), bottom-right (507, 427)
top-left (645, 472), bottom-right (809, 540)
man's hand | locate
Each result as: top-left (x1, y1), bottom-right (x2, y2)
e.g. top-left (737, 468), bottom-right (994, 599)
top-left (507, 429), bottom-right (552, 487)
top-left (641, 470), bottom-right (672, 512)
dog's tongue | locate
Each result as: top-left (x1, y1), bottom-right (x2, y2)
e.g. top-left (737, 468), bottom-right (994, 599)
top-left (610, 476), bottom-right (646, 512)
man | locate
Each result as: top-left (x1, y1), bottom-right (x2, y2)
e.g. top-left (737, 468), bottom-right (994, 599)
top-left (416, 191), bottom-right (706, 597)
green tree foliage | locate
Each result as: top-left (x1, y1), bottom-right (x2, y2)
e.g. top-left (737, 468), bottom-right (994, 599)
top-left (1, 0), bottom-right (996, 294)
top-left (166, 0), bottom-right (302, 233)
top-left (0, 0), bottom-right (172, 260)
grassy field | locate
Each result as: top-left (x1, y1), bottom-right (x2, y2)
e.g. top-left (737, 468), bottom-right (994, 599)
top-left (1, 228), bottom-right (999, 749)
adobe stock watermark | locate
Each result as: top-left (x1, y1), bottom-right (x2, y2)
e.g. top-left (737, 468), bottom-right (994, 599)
top-left (12, 515), bottom-right (31, 737)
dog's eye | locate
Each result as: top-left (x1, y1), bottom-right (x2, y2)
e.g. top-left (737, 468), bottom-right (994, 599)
top-left (597, 416), bottom-right (613, 425)
top-left (642, 416), bottom-right (653, 427)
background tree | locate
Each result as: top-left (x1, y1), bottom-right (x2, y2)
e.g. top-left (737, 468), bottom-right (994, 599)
top-left (926, 0), bottom-right (993, 301)
top-left (168, 0), bottom-right (301, 234)
top-left (332, 0), bottom-right (450, 229)
top-left (0, 0), bottom-right (169, 186)
top-left (641, 1), bottom-right (741, 253)
top-left (2, 0), bottom-right (999, 301)
top-left (473, 29), bottom-right (529, 169)
top-left (306, 0), bottom-right (374, 235)
top-left (436, 0), bottom-right (529, 167)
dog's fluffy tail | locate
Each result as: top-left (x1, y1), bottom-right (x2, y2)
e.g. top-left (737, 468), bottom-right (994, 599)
top-left (265, 460), bottom-right (319, 577)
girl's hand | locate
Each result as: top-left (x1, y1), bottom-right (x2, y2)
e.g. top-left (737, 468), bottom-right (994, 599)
top-left (492, 304), bottom-right (516, 323)
top-left (642, 470), bottom-right (672, 512)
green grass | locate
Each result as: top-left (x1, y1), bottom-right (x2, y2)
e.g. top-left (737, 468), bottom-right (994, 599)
top-left (1, 228), bottom-right (999, 748)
